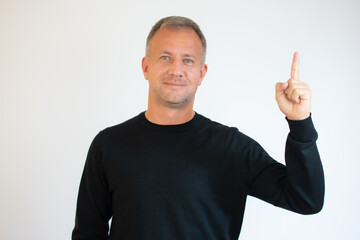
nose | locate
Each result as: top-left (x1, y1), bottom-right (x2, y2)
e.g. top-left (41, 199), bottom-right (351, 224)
top-left (168, 59), bottom-right (184, 78)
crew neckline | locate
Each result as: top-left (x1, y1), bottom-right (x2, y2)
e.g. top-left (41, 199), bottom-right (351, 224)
top-left (136, 111), bottom-right (206, 132)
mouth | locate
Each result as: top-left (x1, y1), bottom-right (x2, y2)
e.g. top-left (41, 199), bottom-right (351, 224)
top-left (163, 82), bottom-right (186, 87)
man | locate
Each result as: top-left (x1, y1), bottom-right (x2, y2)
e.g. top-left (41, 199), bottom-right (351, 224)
top-left (72, 16), bottom-right (324, 240)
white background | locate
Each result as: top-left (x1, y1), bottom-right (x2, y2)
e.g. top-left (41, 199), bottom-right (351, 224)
top-left (1, 0), bottom-right (359, 239)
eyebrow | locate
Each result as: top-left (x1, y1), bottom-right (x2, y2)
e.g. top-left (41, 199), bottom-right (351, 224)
top-left (183, 54), bottom-right (196, 59)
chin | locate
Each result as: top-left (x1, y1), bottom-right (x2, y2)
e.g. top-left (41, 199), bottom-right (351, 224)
top-left (161, 97), bottom-right (192, 109)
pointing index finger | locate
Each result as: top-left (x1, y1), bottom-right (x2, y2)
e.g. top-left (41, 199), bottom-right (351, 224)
top-left (291, 52), bottom-right (299, 80)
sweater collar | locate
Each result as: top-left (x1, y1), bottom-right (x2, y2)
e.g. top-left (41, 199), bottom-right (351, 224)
top-left (136, 111), bottom-right (208, 132)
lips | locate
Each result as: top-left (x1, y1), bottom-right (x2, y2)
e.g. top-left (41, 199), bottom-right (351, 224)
top-left (164, 82), bottom-right (185, 87)
top-left (163, 81), bottom-right (186, 87)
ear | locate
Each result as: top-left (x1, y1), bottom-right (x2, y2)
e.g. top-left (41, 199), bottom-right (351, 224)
top-left (198, 63), bottom-right (208, 86)
top-left (142, 57), bottom-right (149, 80)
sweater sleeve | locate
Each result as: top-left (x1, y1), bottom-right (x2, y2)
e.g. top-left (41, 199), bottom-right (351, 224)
top-left (247, 116), bottom-right (325, 214)
top-left (72, 132), bottom-right (112, 240)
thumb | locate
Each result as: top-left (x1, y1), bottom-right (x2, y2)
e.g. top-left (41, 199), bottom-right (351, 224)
top-left (275, 82), bottom-right (288, 99)
top-left (276, 82), bottom-right (288, 92)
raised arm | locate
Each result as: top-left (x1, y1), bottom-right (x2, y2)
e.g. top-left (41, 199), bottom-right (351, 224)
top-left (247, 53), bottom-right (324, 214)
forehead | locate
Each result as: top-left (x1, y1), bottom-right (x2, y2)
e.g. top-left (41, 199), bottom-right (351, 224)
top-left (149, 27), bottom-right (203, 55)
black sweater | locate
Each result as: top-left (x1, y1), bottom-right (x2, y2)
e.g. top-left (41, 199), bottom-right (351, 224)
top-left (72, 112), bottom-right (324, 240)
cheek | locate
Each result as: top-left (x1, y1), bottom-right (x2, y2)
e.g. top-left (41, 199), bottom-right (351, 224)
top-left (187, 69), bottom-right (202, 84)
top-left (149, 64), bottom-right (167, 77)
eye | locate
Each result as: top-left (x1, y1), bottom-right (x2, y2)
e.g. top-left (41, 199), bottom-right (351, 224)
top-left (184, 59), bottom-right (193, 64)
top-left (161, 56), bottom-right (170, 61)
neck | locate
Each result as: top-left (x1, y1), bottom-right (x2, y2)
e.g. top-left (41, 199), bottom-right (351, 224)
top-left (145, 102), bottom-right (195, 125)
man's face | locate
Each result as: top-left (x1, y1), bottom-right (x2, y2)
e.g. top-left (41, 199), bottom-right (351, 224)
top-left (142, 27), bottom-right (207, 109)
